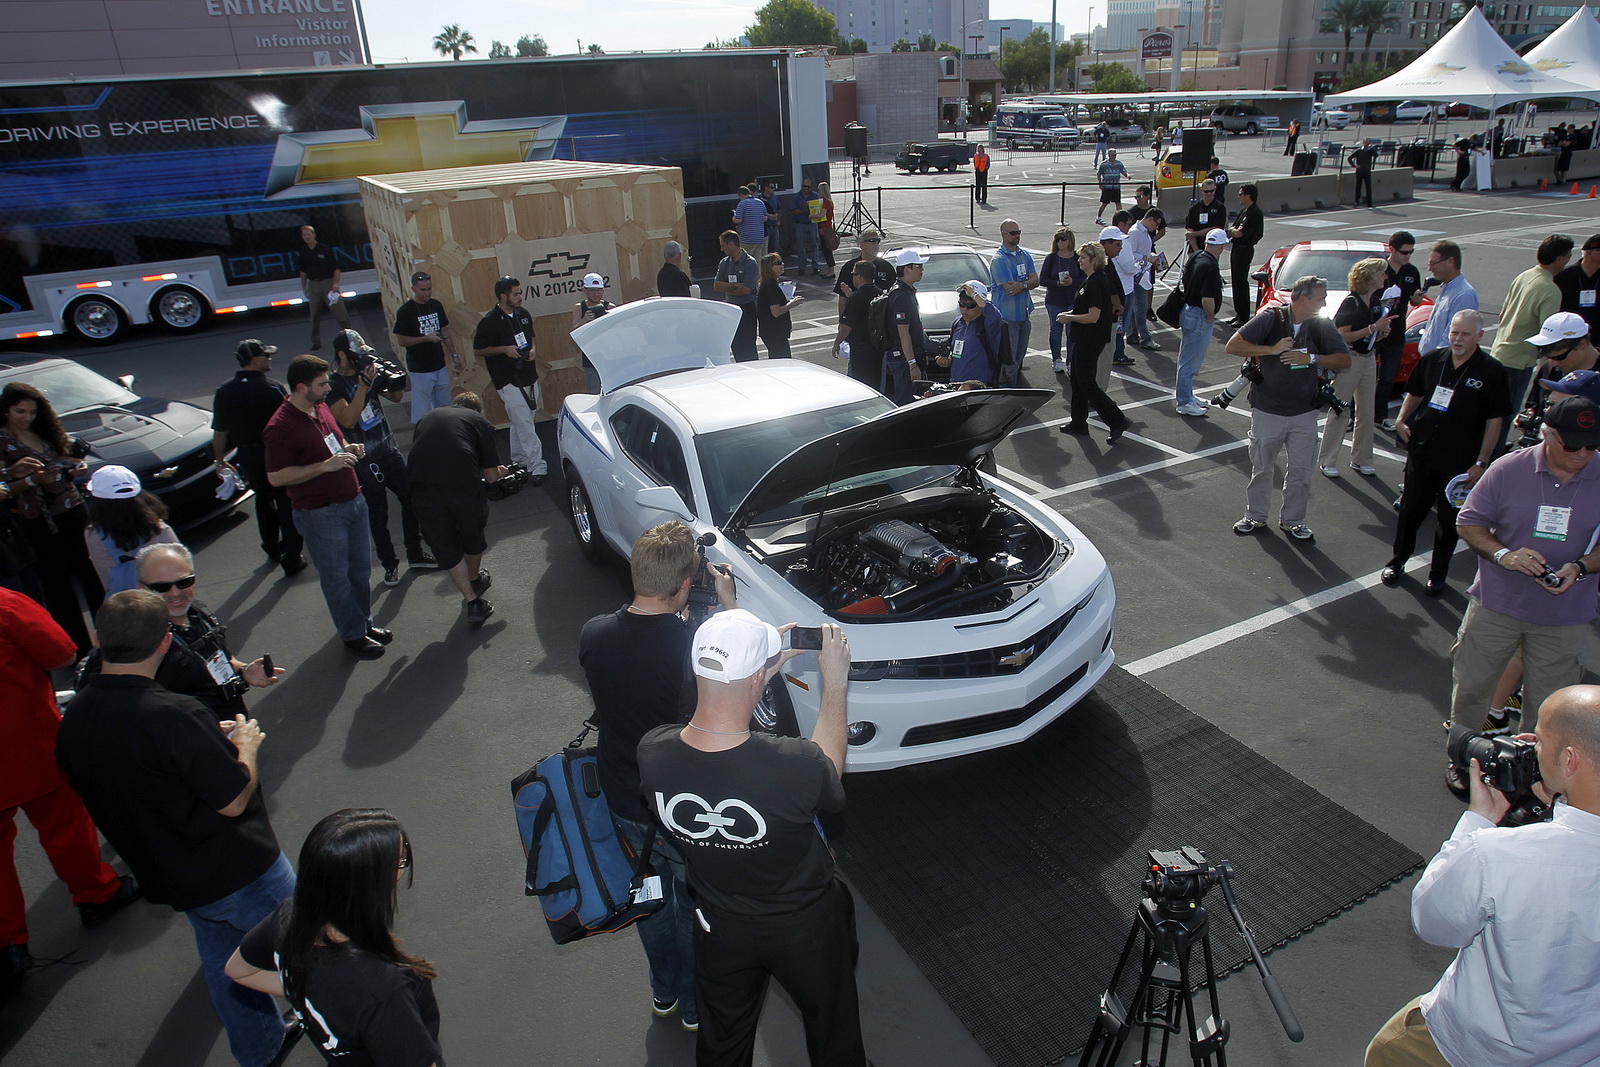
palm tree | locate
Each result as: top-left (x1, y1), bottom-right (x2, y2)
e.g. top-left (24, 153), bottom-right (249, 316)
top-left (1356, 0), bottom-right (1399, 63)
top-left (1320, 0), bottom-right (1366, 68)
top-left (432, 24), bottom-right (478, 61)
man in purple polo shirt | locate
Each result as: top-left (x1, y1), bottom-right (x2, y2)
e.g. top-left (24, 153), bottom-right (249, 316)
top-left (1445, 394), bottom-right (1600, 795)
top-left (263, 355), bottom-right (392, 658)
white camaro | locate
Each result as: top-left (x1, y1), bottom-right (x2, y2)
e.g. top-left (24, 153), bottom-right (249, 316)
top-left (557, 298), bottom-right (1116, 771)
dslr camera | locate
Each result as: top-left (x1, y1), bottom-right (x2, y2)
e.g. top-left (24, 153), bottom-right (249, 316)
top-left (485, 462), bottom-right (534, 501)
top-left (1514, 408), bottom-right (1544, 449)
top-left (1311, 371), bottom-right (1348, 416)
top-left (1448, 730), bottom-right (1549, 824)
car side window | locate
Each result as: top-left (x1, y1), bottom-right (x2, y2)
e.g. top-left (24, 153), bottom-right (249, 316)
top-left (609, 405), bottom-right (696, 516)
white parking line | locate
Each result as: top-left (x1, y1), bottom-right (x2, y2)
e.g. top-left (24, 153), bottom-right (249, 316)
top-left (1122, 548), bottom-right (1467, 676)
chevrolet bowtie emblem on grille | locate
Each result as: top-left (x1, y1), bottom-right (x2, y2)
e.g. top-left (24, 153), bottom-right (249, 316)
top-left (527, 251), bottom-right (591, 280)
top-left (151, 465), bottom-right (181, 481)
top-left (264, 102), bottom-right (567, 199)
top-left (998, 644), bottom-right (1037, 669)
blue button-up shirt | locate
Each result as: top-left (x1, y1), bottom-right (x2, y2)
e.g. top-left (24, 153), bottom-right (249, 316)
top-left (1419, 275), bottom-right (1479, 356)
top-left (990, 245), bottom-right (1036, 323)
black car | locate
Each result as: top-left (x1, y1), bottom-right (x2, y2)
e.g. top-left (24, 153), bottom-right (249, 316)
top-left (894, 141), bottom-right (977, 173)
top-left (0, 355), bottom-right (249, 528)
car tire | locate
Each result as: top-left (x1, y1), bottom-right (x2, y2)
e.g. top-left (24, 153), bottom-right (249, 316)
top-left (566, 469), bottom-right (609, 563)
top-left (1246, 122), bottom-right (1258, 135)
top-left (152, 286), bottom-right (210, 333)
top-left (920, 163), bottom-right (929, 173)
top-left (65, 296), bottom-right (129, 345)
top-left (751, 673), bottom-right (801, 737)
top-left (943, 162), bottom-right (957, 172)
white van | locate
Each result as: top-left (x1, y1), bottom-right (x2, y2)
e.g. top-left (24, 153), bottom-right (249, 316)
top-left (994, 104), bottom-right (1083, 150)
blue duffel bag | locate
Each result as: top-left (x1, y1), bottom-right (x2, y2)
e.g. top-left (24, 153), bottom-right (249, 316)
top-left (511, 724), bottom-right (663, 944)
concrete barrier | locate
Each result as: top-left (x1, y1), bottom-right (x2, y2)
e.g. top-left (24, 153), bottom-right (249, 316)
top-left (1481, 148), bottom-right (1600, 189)
top-left (1154, 166), bottom-right (1413, 219)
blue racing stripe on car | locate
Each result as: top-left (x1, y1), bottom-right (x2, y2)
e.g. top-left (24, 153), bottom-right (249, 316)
top-left (561, 408), bottom-right (611, 459)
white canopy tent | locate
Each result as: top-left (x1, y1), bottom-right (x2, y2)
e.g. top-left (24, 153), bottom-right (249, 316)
top-left (1523, 8), bottom-right (1600, 95)
top-left (1326, 6), bottom-right (1599, 110)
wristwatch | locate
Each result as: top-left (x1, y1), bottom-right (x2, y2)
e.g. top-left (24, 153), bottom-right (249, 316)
top-left (1308, 352), bottom-right (1319, 366)
top-left (1577, 560), bottom-right (1590, 581)
top-left (1493, 548), bottom-right (1510, 565)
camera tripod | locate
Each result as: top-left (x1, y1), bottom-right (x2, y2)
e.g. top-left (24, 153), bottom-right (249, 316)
top-left (834, 158), bottom-right (882, 240)
top-left (1077, 848), bottom-right (1302, 1067)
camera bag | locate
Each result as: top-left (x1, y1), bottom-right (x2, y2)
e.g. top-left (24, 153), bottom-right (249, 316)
top-left (511, 722), bottom-right (663, 944)
top-left (1156, 260), bottom-right (1189, 328)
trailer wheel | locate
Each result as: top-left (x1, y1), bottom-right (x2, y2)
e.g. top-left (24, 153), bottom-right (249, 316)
top-left (152, 286), bottom-right (210, 333)
top-left (66, 297), bottom-right (129, 345)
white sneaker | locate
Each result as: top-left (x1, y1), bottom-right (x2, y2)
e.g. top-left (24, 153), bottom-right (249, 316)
top-left (1351, 464), bottom-right (1377, 476)
top-left (1052, 359), bottom-right (1065, 372)
top-left (1319, 465), bottom-right (1341, 478)
top-left (1176, 400), bottom-right (1208, 417)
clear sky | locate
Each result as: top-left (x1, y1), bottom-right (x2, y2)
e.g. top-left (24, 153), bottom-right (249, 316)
top-left (358, 0), bottom-right (1097, 64)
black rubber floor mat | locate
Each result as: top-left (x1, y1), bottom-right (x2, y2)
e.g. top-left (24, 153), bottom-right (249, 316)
top-left (834, 666), bottom-right (1423, 1067)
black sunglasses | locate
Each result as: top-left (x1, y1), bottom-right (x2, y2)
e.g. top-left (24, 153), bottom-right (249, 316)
top-left (1393, 248), bottom-right (1413, 255)
top-left (1559, 440), bottom-right (1599, 453)
top-left (143, 574), bottom-right (197, 594)
top-left (1003, 229), bottom-right (1021, 236)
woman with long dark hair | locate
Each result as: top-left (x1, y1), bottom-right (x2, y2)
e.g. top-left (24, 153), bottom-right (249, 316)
top-left (1040, 227), bottom-right (1083, 374)
top-left (1055, 243), bottom-right (1131, 445)
top-left (227, 809), bottom-right (442, 1066)
top-left (756, 252), bottom-right (803, 359)
top-left (0, 382), bottom-right (104, 654)
top-left (83, 465), bottom-right (180, 597)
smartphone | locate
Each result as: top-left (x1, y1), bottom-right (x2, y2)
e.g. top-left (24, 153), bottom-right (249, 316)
top-left (261, 653), bottom-right (274, 678)
top-left (788, 626), bottom-right (824, 651)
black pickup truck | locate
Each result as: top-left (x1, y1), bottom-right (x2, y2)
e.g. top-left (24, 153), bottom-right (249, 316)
top-left (894, 141), bottom-right (978, 173)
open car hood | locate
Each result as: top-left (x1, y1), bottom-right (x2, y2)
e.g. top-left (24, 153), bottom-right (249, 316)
top-left (571, 297), bottom-right (740, 393)
top-left (729, 388), bottom-right (1052, 533)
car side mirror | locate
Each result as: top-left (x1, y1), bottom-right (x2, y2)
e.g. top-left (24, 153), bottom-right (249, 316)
top-left (1251, 271), bottom-right (1270, 285)
top-left (117, 374), bottom-right (136, 389)
top-left (634, 485), bottom-right (690, 519)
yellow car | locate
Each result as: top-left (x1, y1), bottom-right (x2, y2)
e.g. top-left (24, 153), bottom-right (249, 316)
top-left (1153, 144), bottom-right (1208, 191)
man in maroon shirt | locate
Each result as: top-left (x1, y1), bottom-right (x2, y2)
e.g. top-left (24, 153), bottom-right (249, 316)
top-left (263, 355), bottom-right (392, 657)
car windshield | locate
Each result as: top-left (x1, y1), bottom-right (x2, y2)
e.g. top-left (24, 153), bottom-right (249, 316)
top-left (5, 362), bottom-right (136, 411)
top-left (696, 397), bottom-right (929, 524)
top-left (919, 252), bottom-right (990, 291)
top-left (1277, 249), bottom-right (1372, 289)
top-left (1039, 115), bottom-right (1073, 129)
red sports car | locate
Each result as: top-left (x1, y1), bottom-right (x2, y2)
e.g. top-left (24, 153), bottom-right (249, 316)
top-left (1248, 239), bottom-right (1434, 383)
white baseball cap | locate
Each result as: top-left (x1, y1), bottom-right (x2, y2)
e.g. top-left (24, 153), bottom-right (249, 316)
top-left (1204, 229), bottom-right (1230, 246)
top-left (692, 609), bottom-right (782, 684)
top-left (581, 272), bottom-right (606, 289)
top-left (1526, 311), bottom-right (1589, 347)
top-left (1098, 226), bottom-right (1125, 242)
top-left (88, 465), bottom-right (141, 500)
top-left (960, 279), bottom-right (990, 301)
top-left (894, 248), bottom-right (929, 267)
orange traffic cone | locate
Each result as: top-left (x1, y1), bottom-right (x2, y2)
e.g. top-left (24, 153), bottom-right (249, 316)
top-left (1539, 178), bottom-right (1547, 191)
top-left (1591, 186), bottom-right (1597, 199)
top-left (1571, 182), bottom-right (1581, 194)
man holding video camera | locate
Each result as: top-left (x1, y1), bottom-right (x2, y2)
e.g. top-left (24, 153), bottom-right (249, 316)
top-left (1445, 394), bottom-right (1600, 796)
top-left (1366, 684), bottom-right (1600, 1067)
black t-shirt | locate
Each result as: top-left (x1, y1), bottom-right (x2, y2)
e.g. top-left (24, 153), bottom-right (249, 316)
top-left (406, 407), bottom-right (499, 491)
top-left (1403, 346), bottom-right (1511, 471)
top-left (656, 263), bottom-right (692, 298)
top-left (1207, 169), bottom-right (1229, 196)
top-left (1183, 251), bottom-right (1224, 308)
top-left (55, 674), bottom-right (279, 910)
top-left (1376, 261), bottom-right (1424, 355)
top-left (239, 900), bottom-right (444, 1067)
top-left (840, 283), bottom-right (880, 340)
top-left (1232, 204), bottom-right (1264, 249)
top-left (756, 279), bottom-right (791, 339)
top-left (328, 373), bottom-right (398, 454)
top-left (298, 242), bottom-right (339, 281)
top-left (392, 298), bottom-right (449, 374)
top-left (834, 256), bottom-right (896, 300)
top-left (1555, 261), bottom-right (1600, 336)
top-left (578, 609), bottom-right (696, 823)
top-left (1237, 307), bottom-right (1350, 416)
top-left (636, 727), bottom-right (844, 917)
top-left (1185, 199), bottom-right (1226, 234)
top-left (1334, 293), bottom-right (1379, 354)
top-left (888, 281), bottom-right (926, 357)
top-left (1071, 268), bottom-right (1117, 348)
top-left (472, 306), bottom-right (535, 390)
top-left (212, 371), bottom-right (289, 449)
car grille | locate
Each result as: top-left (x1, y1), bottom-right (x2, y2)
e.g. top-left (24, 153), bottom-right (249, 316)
top-left (902, 662), bottom-right (1090, 746)
top-left (142, 446), bottom-right (213, 490)
top-left (847, 589), bottom-right (1094, 682)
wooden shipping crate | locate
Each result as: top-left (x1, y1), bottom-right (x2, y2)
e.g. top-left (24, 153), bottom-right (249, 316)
top-left (359, 160), bottom-right (687, 424)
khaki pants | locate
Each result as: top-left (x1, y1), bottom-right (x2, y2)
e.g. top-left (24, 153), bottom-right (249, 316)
top-left (1316, 353), bottom-right (1378, 470)
top-left (303, 278), bottom-right (351, 348)
top-left (1449, 596), bottom-right (1588, 735)
top-left (1365, 996), bottom-right (1451, 1067)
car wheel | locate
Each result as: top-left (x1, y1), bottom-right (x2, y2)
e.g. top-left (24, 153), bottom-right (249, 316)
top-left (1245, 122), bottom-right (1258, 135)
top-left (943, 162), bottom-right (957, 172)
top-left (66, 296), bottom-right (128, 345)
top-left (751, 673), bottom-right (801, 737)
top-left (566, 469), bottom-right (608, 562)
top-left (152, 286), bottom-right (210, 333)
top-left (920, 163), bottom-right (929, 173)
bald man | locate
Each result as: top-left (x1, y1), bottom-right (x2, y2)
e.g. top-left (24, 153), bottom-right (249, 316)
top-left (1366, 685), bottom-right (1600, 1067)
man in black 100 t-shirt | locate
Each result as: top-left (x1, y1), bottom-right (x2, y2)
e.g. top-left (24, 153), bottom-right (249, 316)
top-left (637, 611), bottom-right (866, 1066)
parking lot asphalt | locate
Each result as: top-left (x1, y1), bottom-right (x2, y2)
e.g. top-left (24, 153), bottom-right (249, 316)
top-left (5, 141), bottom-right (1600, 1067)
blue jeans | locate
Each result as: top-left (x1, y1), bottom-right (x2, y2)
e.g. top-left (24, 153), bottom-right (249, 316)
top-left (1001, 317), bottom-right (1031, 387)
top-left (1094, 141), bottom-right (1108, 166)
top-left (293, 495), bottom-right (373, 642)
top-left (1047, 311), bottom-right (1074, 365)
top-left (882, 354), bottom-right (913, 405)
top-left (409, 368), bottom-right (452, 424)
top-left (1176, 305), bottom-right (1212, 405)
top-left (615, 816), bottom-right (698, 1025)
top-left (794, 223), bottom-right (821, 273)
top-left (184, 852), bottom-right (296, 1067)
top-left (1123, 285), bottom-right (1152, 346)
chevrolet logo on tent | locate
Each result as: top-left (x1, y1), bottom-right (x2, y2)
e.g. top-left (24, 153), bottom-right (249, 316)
top-left (264, 103), bottom-right (566, 199)
top-left (1533, 58), bottom-right (1575, 71)
top-left (1420, 63), bottom-right (1465, 76)
top-left (528, 251), bottom-right (591, 280)
top-left (1497, 59), bottom-right (1533, 75)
